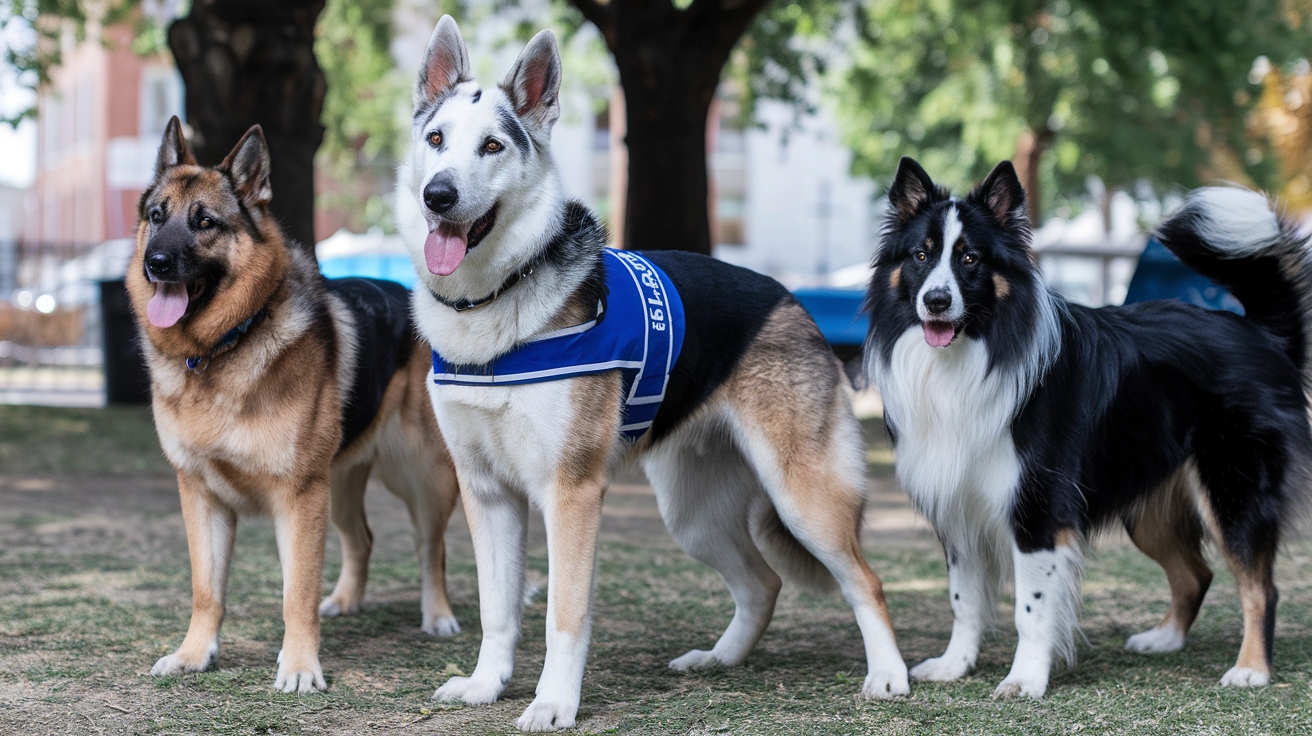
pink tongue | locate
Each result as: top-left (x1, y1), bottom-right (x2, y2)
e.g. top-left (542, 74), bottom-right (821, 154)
top-left (424, 223), bottom-right (469, 275)
top-left (923, 321), bottom-right (956, 348)
top-left (147, 282), bottom-right (189, 328)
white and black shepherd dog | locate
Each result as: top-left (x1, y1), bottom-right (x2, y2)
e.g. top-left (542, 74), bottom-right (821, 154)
top-left (864, 156), bottom-right (1312, 699)
top-left (397, 16), bottom-right (908, 731)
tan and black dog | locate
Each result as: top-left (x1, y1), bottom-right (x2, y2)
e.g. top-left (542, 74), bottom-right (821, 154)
top-left (129, 118), bottom-right (461, 693)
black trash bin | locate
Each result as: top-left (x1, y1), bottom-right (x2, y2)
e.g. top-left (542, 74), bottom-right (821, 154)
top-left (99, 279), bottom-right (151, 404)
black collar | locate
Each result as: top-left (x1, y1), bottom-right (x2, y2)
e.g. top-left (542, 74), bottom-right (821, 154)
top-left (428, 259), bottom-right (539, 312)
top-left (185, 308), bottom-right (268, 373)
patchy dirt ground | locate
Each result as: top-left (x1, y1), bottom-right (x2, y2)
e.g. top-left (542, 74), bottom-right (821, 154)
top-left (2, 412), bottom-right (1312, 734)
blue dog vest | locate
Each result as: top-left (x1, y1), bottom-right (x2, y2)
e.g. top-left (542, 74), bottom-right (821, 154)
top-left (431, 249), bottom-right (685, 441)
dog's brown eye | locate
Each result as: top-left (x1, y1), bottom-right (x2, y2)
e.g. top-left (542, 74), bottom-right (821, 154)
top-left (197, 217), bottom-right (213, 230)
top-left (428, 131), bottom-right (442, 147)
top-left (962, 252), bottom-right (978, 265)
top-left (150, 209), bottom-right (163, 225)
top-left (484, 139), bottom-right (502, 153)
top-left (914, 250), bottom-right (927, 262)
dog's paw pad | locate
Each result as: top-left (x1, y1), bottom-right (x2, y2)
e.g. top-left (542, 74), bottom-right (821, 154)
top-left (910, 655), bottom-right (972, 682)
top-left (1220, 666), bottom-right (1270, 687)
top-left (423, 616), bottom-right (461, 636)
top-left (433, 675), bottom-right (503, 704)
top-left (515, 698), bottom-right (578, 732)
top-left (1126, 626), bottom-right (1186, 653)
top-left (668, 649), bottom-right (724, 671)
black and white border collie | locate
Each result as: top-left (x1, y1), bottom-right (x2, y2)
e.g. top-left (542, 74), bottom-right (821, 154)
top-left (864, 156), bottom-right (1312, 698)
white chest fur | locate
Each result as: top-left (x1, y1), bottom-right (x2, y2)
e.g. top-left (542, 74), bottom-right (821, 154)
top-left (427, 378), bottom-right (577, 502)
top-left (873, 328), bottom-right (1024, 548)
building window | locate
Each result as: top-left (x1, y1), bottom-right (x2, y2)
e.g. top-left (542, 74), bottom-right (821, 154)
top-left (139, 66), bottom-right (184, 139)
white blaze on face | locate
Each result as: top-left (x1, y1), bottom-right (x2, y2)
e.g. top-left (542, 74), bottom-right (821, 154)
top-left (916, 203), bottom-right (967, 346)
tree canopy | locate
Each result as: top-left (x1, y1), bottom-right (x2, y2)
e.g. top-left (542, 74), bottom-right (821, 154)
top-left (831, 0), bottom-right (1308, 218)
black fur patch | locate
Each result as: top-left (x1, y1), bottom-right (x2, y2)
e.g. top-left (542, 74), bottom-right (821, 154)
top-left (326, 278), bottom-right (417, 452)
top-left (497, 105), bottom-right (532, 158)
top-left (643, 250), bottom-right (795, 443)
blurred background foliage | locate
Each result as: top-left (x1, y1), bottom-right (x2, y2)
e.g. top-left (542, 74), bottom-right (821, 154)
top-left (7, 0), bottom-right (1312, 225)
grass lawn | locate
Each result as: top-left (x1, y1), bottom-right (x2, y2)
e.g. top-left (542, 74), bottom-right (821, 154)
top-left (1, 406), bottom-right (1310, 734)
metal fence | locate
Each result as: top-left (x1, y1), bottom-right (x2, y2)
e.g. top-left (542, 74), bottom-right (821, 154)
top-left (0, 238), bottom-right (136, 407)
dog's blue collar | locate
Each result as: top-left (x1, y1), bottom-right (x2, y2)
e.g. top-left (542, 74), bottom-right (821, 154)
top-left (186, 309), bottom-right (268, 373)
top-left (431, 249), bottom-right (685, 442)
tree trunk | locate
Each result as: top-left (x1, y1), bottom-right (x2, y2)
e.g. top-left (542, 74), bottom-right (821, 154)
top-left (168, 0), bottom-right (327, 258)
top-left (571, 0), bottom-right (769, 255)
top-left (1014, 126), bottom-right (1053, 223)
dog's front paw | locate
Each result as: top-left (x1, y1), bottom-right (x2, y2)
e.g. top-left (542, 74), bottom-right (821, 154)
top-left (274, 660), bottom-right (326, 694)
top-left (515, 697), bottom-right (578, 732)
top-left (1126, 625), bottom-right (1186, 653)
top-left (910, 654), bottom-right (973, 682)
top-left (423, 615), bottom-right (461, 636)
top-left (318, 595), bottom-right (361, 618)
top-left (992, 675), bottom-right (1047, 700)
top-left (150, 641), bottom-right (218, 676)
top-left (862, 664), bottom-right (910, 700)
top-left (150, 651), bottom-right (215, 676)
top-left (1220, 666), bottom-right (1270, 687)
top-left (668, 649), bottom-right (732, 671)
top-left (433, 675), bottom-right (504, 704)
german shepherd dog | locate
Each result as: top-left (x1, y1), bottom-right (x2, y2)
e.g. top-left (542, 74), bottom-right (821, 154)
top-left (130, 118), bottom-right (462, 693)
top-left (397, 17), bottom-right (908, 731)
top-left (864, 157), bottom-right (1312, 698)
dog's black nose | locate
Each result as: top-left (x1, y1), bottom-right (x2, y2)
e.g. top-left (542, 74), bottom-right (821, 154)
top-left (923, 287), bottom-right (952, 315)
top-left (146, 251), bottom-right (174, 279)
top-left (424, 177), bottom-right (458, 214)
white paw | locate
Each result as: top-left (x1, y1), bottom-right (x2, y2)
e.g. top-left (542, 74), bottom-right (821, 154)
top-left (433, 675), bottom-right (504, 704)
top-left (274, 662), bottom-right (326, 694)
top-left (423, 616), bottom-right (461, 636)
top-left (668, 649), bottom-right (726, 671)
top-left (1220, 666), bottom-right (1270, 687)
top-left (319, 596), bottom-right (360, 618)
top-left (992, 675), bottom-right (1047, 700)
top-left (910, 654), bottom-right (973, 681)
top-left (150, 651), bottom-right (214, 676)
top-left (862, 665), bottom-right (910, 700)
top-left (515, 697), bottom-right (578, 732)
top-left (1126, 626), bottom-right (1186, 653)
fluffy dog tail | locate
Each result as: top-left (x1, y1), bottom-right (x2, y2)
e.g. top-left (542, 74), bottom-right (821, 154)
top-left (1154, 187), bottom-right (1312, 374)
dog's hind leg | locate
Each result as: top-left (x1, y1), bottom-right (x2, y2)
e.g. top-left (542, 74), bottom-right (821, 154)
top-left (1124, 467), bottom-right (1212, 654)
top-left (643, 430), bottom-right (782, 671)
top-left (320, 461), bottom-right (374, 619)
top-left (725, 404), bottom-right (909, 700)
top-left (1188, 444), bottom-right (1282, 687)
top-left (377, 426), bottom-right (462, 636)
top-left (151, 472), bottom-right (236, 677)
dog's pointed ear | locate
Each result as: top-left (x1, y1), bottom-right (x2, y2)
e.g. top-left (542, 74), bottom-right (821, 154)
top-left (501, 29), bottom-right (561, 132)
top-left (969, 160), bottom-right (1027, 229)
top-left (153, 116), bottom-right (196, 182)
top-left (887, 157), bottom-right (943, 223)
top-left (417, 15), bottom-right (471, 105)
top-left (220, 125), bottom-right (273, 209)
